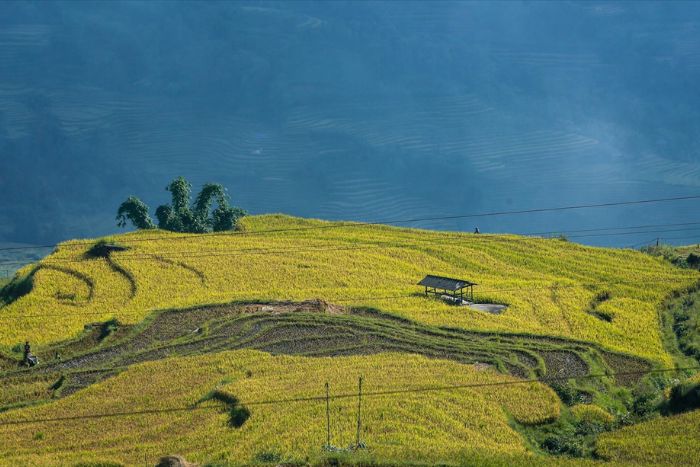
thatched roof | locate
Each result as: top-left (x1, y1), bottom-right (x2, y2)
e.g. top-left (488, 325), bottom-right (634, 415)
top-left (417, 274), bottom-right (476, 291)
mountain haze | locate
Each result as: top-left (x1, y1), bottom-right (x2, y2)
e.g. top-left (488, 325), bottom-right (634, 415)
top-left (2, 1), bottom-right (700, 245)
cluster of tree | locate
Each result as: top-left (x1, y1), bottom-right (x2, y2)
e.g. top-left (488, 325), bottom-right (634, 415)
top-left (116, 177), bottom-right (246, 233)
top-left (641, 244), bottom-right (700, 271)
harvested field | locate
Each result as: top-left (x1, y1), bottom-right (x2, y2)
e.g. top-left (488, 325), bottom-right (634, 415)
top-left (0, 301), bottom-right (648, 411)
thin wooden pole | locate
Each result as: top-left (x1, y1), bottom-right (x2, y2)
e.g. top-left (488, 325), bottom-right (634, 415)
top-left (356, 376), bottom-right (363, 447)
top-left (325, 382), bottom-right (330, 448)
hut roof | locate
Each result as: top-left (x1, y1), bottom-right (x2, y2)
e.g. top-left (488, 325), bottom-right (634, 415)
top-left (417, 274), bottom-right (477, 291)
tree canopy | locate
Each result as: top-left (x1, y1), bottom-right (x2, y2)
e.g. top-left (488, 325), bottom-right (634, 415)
top-left (116, 177), bottom-right (246, 233)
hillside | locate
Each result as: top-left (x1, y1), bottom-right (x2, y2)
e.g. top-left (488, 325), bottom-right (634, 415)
top-left (0, 215), bottom-right (698, 465)
top-left (596, 375), bottom-right (700, 465)
top-left (0, 215), bottom-right (696, 361)
top-left (0, 350), bottom-right (569, 466)
top-left (598, 411), bottom-right (700, 465)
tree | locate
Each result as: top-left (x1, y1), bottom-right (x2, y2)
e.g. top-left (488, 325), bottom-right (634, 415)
top-left (116, 177), bottom-right (247, 233)
top-left (116, 196), bottom-right (156, 229)
top-left (687, 252), bottom-right (700, 269)
top-left (193, 182), bottom-right (246, 231)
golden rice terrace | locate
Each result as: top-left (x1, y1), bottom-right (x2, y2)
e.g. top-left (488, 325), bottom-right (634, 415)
top-left (0, 215), bottom-right (698, 465)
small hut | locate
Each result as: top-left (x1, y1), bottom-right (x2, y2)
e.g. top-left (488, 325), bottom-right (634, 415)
top-left (418, 274), bottom-right (476, 303)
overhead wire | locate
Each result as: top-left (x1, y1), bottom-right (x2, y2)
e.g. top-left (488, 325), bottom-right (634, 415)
top-left (0, 365), bottom-right (697, 427)
top-left (522, 220), bottom-right (700, 237)
top-left (1, 193), bottom-right (699, 253)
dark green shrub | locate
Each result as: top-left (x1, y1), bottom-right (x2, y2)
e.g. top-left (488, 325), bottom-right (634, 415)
top-left (550, 382), bottom-right (590, 405)
top-left (85, 240), bottom-right (128, 259)
top-left (631, 391), bottom-right (659, 418)
top-left (229, 405), bottom-right (250, 428)
top-left (541, 431), bottom-right (585, 457)
top-left (594, 291), bottom-right (611, 302)
top-left (664, 380), bottom-right (700, 414)
top-left (99, 318), bottom-right (120, 340)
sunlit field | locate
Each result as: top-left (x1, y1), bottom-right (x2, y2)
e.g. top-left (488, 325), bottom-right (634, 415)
top-left (0, 350), bottom-right (571, 466)
top-left (1, 215), bottom-right (696, 364)
top-left (597, 408), bottom-right (700, 465)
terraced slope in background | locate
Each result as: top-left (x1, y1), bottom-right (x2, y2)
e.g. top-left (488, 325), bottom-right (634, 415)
top-left (1, 215), bottom-right (696, 363)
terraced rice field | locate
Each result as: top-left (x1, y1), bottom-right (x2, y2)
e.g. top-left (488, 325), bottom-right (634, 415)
top-left (597, 408), bottom-right (700, 465)
top-left (1, 215), bottom-right (696, 363)
top-left (0, 350), bottom-right (567, 466)
top-left (0, 215), bottom-right (698, 465)
top-left (0, 301), bottom-right (649, 410)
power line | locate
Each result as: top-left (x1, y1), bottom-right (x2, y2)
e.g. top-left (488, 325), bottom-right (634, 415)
top-left (523, 220), bottom-right (700, 237)
top-left (1, 194), bottom-right (699, 253)
top-left (655, 235), bottom-right (700, 242)
top-left (0, 239), bottom-right (519, 266)
top-left (627, 237), bottom-right (659, 249)
top-left (565, 227), bottom-right (700, 240)
top-left (0, 365), bottom-right (696, 427)
top-left (2, 224), bottom-right (699, 267)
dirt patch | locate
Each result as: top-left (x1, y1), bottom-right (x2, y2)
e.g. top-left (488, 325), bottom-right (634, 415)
top-left (61, 369), bottom-right (115, 397)
top-left (469, 303), bottom-right (508, 314)
top-left (240, 299), bottom-right (347, 315)
top-left (0, 300), bottom-right (651, 412)
top-left (541, 350), bottom-right (588, 379)
top-left (514, 351), bottom-right (539, 369)
top-left (504, 362), bottom-right (529, 379)
top-left (156, 455), bottom-right (198, 467)
top-left (600, 351), bottom-right (652, 386)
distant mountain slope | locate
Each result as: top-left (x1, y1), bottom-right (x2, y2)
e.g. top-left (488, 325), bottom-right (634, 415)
top-left (2, 1), bottom-right (700, 245)
top-left (1, 215), bottom-right (695, 362)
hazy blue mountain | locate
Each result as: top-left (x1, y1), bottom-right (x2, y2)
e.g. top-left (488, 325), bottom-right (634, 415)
top-left (1, 1), bottom-right (700, 247)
